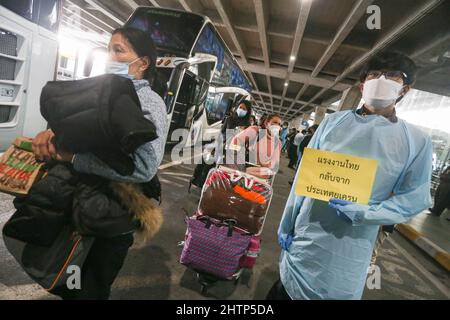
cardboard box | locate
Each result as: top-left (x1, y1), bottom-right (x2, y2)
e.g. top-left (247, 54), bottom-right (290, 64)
top-left (0, 137), bottom-right (45, 196)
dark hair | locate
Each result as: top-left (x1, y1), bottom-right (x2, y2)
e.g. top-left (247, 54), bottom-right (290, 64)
top-left (258, 114), bottom-right (267, 129)
top-left (231, 100), bottom-right (253, 127)
top-left (238, 100), bottom-right (253, 112)
top-left (112, 27), bottom-right (167, 97)
top-left (359, 51), bottom-right (417, 85)
top-left (265, 113), bottom-right (281, 123)
top-left (308, 124), bottom-right (319, 134)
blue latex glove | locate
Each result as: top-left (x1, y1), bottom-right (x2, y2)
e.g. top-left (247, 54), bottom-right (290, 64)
top-left (278, 233), bottom-right (293, 251)
top-left (329, 198), bottom-right (353, 222)
top-left (329, 198), bottom-right (352, 208)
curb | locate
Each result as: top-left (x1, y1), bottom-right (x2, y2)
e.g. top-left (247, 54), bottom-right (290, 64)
top-left (396, 224), bottom-right (450, 272)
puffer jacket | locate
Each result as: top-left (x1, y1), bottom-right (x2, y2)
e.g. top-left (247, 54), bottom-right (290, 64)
top-left (40, 74), bottom-right (158, 176)
top-left (3, 164), bottom-right (162, 246)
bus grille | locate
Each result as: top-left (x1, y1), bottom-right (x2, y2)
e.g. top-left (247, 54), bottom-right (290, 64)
top-left (0, 106), bottom-right (11, 123)
top-left (0, 30), bottom-right (17, 56)
top-left (0, 57), bottom-right (16, 80)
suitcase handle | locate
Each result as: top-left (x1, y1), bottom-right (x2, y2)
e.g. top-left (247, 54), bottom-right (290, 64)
top-left (224, 219), bottom-right (237, 237)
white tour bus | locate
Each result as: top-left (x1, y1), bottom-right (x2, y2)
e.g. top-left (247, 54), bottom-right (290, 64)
top-left (122, 7), bottom-right (253, 146)
top-left (1, 4), bottom-right (252, 151)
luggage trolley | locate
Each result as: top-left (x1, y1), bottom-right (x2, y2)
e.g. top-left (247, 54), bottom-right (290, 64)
top-left (180, 162), bottom-right (276, 296)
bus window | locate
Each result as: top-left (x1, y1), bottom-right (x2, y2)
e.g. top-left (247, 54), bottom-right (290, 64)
top-left (0, 0), bottom-right (61, 32)
top-left (36, 0), bottom-right (60, 32)
top-left (126, 8), bottom-right (204, 57)
top-left (0, 0), bottom-right (33, 20)
top-left (205, 92), bottom-right (234, 126)
top-left (192, 23), bottom-right (252, 92)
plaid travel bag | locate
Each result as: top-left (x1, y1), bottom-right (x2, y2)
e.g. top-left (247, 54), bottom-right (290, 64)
top-left (180, 215), bottom-right (251, 280)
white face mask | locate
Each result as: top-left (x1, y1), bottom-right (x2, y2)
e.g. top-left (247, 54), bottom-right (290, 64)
top-left (269, 125), bottom-right (281, 136)
top-left (362, 76), bottom-right (404, 109)
top-left (236, 108), bottom-right (248, 118)
top-left (104, 57), bottom-right (141, 80)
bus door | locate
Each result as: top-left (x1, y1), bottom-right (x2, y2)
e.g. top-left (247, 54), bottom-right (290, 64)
top-left (167, 69), bottom-right (208, 135)
top-left (168, 56), bottom-right (215, 147)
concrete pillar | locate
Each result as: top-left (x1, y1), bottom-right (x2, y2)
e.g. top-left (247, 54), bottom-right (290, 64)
top-left (290, 113), bottom-right (311, 130)
top-left (302, 113), bottom-right (310, 122)
top-left (337, 85), bottom-right (362, 111)
top-left (314, 106), bottom-right (327, 125)
top-left (290, 116), bottom-right (302, 129)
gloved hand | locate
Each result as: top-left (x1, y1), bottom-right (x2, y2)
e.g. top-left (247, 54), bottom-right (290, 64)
top-left (329, 198), bottom-right (353, 222)
top-left (278, 233), bottom-right (293, 251)
top-left (329, 198), bottom-right (352, 207)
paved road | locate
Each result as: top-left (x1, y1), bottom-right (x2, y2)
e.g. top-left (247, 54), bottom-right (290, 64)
top-left (0, 153), bottom-right (449, 300)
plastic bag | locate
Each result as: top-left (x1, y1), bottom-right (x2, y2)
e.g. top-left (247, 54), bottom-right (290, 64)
top-left (198, 166), bottom-right (273, 234)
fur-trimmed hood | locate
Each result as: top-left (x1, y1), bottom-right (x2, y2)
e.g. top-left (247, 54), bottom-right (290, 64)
top-left (111, 182), bottom-right (163, 244)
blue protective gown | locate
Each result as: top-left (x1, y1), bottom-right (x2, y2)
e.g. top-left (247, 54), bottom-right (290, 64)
top-left (278, 109), bottom-right (433, 300)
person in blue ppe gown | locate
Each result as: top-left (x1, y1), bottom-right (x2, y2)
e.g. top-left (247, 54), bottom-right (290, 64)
top-left (267, 51), bottom-right (433, 300)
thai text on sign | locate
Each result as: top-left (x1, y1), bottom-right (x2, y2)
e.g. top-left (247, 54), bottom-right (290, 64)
top-left (295, 148), bottom-right (378, 204)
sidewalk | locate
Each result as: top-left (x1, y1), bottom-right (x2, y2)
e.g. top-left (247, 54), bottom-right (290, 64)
top-left (396, 210), bottom-right (450, 272)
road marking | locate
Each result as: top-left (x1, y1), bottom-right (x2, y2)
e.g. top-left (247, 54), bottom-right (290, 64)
top-left (158, 153), bottom-right (204, 171)
top-left (388, 237), bottom-right (450, 298)
top-left (160, 172), bottom-right (192, 178)
top-left (396, 224), bottom-right (450, 272)
top-left (158, 177), bottom-right (184, 188)
top-left (168, 176), bottom-right (190, 184)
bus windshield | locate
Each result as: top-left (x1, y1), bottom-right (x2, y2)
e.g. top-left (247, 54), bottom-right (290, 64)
top-left (193, 24), bottom-right (252, 92)
top-left (126, 7), bottom-right (204, 57)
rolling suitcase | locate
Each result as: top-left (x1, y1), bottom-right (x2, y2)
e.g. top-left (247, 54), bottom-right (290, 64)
top-left (198, 166), bottom-right (273, 235)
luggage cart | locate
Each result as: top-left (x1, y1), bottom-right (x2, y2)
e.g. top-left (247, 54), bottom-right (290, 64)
top-left (180, 164), bottom-right (276, 296)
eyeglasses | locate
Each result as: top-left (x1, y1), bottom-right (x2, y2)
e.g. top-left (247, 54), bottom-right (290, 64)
top-left (366, 70), bottom-right (407, 82)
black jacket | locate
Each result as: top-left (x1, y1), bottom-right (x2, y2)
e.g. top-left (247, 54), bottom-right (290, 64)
top-left (3, 164), bottom-right (138, 247)
top-left (40, 74), bottom-right (158, 176)
top-left (298, 134), bottom-right (313, 155)
top-left (221, 114), bottom-right (250, 134)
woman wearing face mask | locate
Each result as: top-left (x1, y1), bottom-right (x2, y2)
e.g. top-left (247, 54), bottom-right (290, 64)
top-left (32, 27), bottom-right (168, 299)
top-left (221, 101), bottom-right (253, 139)
top-left (230, 113), bottom-right (282, 178)
top-left (273, 51), bottom-right (433, 300)
top-left (190, 101), bottom-right (253, 189)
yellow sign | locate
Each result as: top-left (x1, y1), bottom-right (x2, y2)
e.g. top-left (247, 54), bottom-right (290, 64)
top-left (295, 148), bottom-right (378, 204)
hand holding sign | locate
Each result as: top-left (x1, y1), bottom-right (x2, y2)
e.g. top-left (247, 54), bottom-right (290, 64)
top-left (329, 198), bottom-right (353, 222)
top-left (295, 148), bottom-right (378, 205)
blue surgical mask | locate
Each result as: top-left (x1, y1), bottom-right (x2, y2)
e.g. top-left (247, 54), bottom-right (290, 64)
top-left (236, 108), bottom-right (248, 118)
top-left (104, 57), bottom-right (141, 80)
